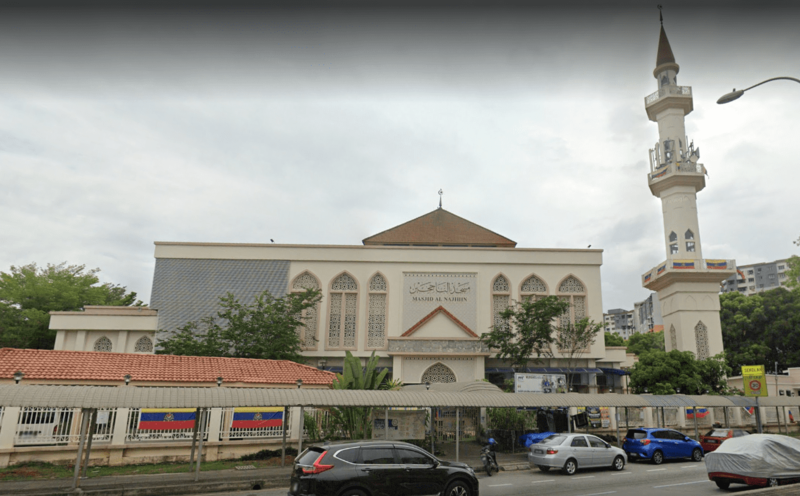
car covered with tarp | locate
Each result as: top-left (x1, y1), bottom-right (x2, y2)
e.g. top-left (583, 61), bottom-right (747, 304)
top-left (705, 434), bottom-right (800, 489)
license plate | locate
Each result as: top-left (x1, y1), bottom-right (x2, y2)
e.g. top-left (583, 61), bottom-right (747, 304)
top-left (534, 449), bottom-right (543, 454)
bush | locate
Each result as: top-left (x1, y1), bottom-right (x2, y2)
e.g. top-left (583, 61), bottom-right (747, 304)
top-left (240, 447), bottom-right (298, 461)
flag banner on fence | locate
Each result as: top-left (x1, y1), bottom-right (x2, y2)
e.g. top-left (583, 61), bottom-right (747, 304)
top-left (743, 406), bottom-right (755, 416)
top-left (790, 410), bottom-right (795, 423)
top-left (673, 260), bottom-right (695, 269)
top-left (139, 408), bottom-right (196, 430)
top-left (686, 407), bottom-right (709, 419)
top-left (706, 260), bottom-right (728, 269)
top-left (231, 407), bottom-right (284, 429)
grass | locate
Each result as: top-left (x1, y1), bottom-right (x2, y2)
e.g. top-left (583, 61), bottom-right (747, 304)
top-left (0, 456), bottom-right (293, 482)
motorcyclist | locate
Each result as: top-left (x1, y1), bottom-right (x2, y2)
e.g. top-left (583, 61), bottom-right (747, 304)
top-left (481, 437), bottom-right (499, 475)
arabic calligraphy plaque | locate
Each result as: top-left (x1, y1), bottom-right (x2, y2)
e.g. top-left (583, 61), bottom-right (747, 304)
top-left (402, 272), bottom-right (477, 334)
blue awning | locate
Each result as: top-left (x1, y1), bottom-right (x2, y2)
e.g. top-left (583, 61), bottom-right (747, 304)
top-left (484, 367), bottom-right (603, 374)
top-left (598, 367), bottom-right (630, 376)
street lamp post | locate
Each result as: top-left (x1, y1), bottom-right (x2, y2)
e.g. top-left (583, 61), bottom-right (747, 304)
top-left (717, 77), bottom-right (800, 104)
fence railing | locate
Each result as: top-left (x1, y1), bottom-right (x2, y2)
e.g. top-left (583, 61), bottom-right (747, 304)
top-left (645, 85), bottom-right (692, 104)
top-left (13, 408), bottom-right (117, 446)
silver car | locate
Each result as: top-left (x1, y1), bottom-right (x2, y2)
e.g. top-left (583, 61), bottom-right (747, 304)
top-left (528, 433), bottom-right (627, 475)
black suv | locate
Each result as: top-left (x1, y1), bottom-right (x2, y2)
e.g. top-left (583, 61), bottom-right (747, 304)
top-left (289, 440), bottom-right (479, 496)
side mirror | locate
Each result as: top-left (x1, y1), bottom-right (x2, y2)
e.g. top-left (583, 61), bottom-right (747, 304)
top-left (605, 444), bottom-right (611, 449)
top-left (685, 437), bottom-right (691, 442)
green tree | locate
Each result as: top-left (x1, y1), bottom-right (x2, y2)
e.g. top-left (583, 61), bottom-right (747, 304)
top-left (720, 288), bottom-right (800, 375)
top-left (0, 263), bottom-right (141, 349)
top-left (626, 330), bottom-right (665, 356)
top-left (157, 288), bottom-right (322, 363)
top-left (554, 318), bottom-right (604, 389)
top-left (785, 255), bottom-right (800, 289)
top-left (480, 296), bottom-right (570, 371)
top-left (604, 332), bottom-right (625, 347)
top-left (629, 350), bottom-right (733, 395)
top-left (325, 351), bottom-right (390, 440)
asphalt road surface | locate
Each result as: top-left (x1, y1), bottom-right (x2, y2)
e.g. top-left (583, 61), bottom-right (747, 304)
top-left (193, 458), bottom-right (763, 496)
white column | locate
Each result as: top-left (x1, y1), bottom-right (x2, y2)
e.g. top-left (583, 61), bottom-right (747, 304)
top-left (111, 408), bottom-right (130, 445)
top-left (117, 331), bottom-right (129, 353)
top-left (54, 330), bottom-right (66, 350)
top-left (75, 330), bottom-right (88, 351)
top-left (289, 407), bottom-right (302, 443)
top-left (207, 408), bottom-right (222, 443)
top-left (0, 407), bottom-right (20, 449)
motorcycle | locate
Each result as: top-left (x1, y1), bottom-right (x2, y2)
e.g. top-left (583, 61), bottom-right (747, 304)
top-left (480, 438), bottom-right (499, 476)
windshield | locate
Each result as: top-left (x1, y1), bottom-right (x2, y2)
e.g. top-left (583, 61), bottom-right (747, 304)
top-left (540, 435), bottom-right (567, 446)
top-left (706, 429), bottom-right (731, 438)
top-left (626, 430), bottom-right (647, 440)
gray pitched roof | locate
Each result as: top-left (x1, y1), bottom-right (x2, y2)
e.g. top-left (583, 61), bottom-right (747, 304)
top-left (150, 258), bottom-right (290, 334)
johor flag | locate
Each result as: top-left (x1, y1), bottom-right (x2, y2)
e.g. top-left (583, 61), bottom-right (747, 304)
top-left (644, 273), bottom-right (652, 283)
top-left (657, 265), bottom-right (666, 275)
top-left (790, 410), bottom-right (795, 423)
top-left (231, 407), bottom-right (284, 429)
top-left (686, 407), bottom-right (709, 419)
top-left (139, 409), bottom-right (196, 430)
top-left (673, 260), bottom-right (695, 269)
top-left (744, 406), bottom-right (755, 416)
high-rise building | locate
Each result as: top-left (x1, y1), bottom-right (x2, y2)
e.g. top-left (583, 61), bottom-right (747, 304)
top-left (639, 15), bottom-right (735, 359)
top-left (603, 308), bottom-right (635, 339)
top-left (720, 259), bottom-right (798, 296)
top-left (633, 293), bottom-right (664, 334)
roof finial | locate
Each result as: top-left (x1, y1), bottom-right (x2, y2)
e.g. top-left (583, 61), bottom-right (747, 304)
top-left (438, 189), bottom-right (443, 209)
top-left (658, 4), bottom-right (663, 25)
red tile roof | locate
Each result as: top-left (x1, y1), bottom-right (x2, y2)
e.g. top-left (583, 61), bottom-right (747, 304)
top-left (363, 208), bottom-right (516, 247)
top-left (401, 305), bottom-right (478, 338)
top-left (0, 348), bottom-right (335, 386)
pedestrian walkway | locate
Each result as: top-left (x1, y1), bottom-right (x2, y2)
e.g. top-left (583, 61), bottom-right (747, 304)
top-left (0, 442), bottom-right (532, 495)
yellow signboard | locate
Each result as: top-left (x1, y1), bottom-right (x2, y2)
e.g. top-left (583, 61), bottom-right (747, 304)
top-left (742, 365), bottom-right (768, 397)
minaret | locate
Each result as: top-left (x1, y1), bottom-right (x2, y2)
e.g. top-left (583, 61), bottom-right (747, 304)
top-left (641, 14), bottom-right (734, 360)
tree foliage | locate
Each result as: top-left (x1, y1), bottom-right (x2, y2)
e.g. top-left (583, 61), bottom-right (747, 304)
top-left (157, 288), bottom-right (321, 363)
top-left (604, 332), bottom-right (625, 347)
top-left (554, 318), bottom-right (604, 387)
top-left (0, 263), bottom-right (141, 349)
top-left (785, 255), bottom-right (800, 289)
top-left (480, 296), bottom-right (570, 370)
top-left (325, 351), bottom-right (390, 441)
top-left (720, 288), bottom-right (800, 375)
top-left (625, 330), bottom-right (665, 356)
top-left (629, 350), bottom-right (733, 395)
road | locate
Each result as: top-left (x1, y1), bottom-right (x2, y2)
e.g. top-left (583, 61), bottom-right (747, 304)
top-left (192, 458), bottom-right (760, 496)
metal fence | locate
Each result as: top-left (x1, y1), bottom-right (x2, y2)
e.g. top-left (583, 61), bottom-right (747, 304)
top-left (433, 407), bottom-right (479, 443)
top-left (619, 407), bottom-right (645, 427)
top-left (125, 408), bottom-right (209, 443)
top-left (13, 408), bottom-right (117, 447)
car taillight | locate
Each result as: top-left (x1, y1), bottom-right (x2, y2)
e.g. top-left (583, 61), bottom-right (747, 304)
top-left (641, 439), bottom-right (650, 445)
top-left (546, 449), bottom-right (558, 455)
top-left (302, 451), bottom-right (334, 475)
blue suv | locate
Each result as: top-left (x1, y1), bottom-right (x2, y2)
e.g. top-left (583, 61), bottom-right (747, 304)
top-left (623, 428), bottom-right (704, 465)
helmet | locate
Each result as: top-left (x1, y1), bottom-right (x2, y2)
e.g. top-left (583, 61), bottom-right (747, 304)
top-left (488, 438), bottom-right (497, 445)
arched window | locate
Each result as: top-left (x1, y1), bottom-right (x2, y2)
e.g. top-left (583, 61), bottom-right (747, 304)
top-left (557, 276), bottom-right (587, 329)
top-left (134, 335), bottom-right (154, 353)
top-left (93, 336), bottom-right (113, 352)
top-left (421, 363), bottom-right (456, 384)
top-left (669, 231), bottom-right (679, 254)
top-left (669, 232), bottom-right (677, 242)
top-left (491, 275), bottom-right (510, 331)
top-left (328, 273), bottom-right (358, 349)
top-left (669, 324), bottom-right (678, 350)
top-left (695, 321), bottom-right (709, 360)
top-left (520, 274), bottom-right (548, 301)
top-left (685, 229), bottom-right (696, 252)
top-left (292, 272), bottom-right (321, 350)
top-left (367, 273), bottom-right (388, 349)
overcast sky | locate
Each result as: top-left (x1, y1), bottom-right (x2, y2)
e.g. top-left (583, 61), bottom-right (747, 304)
top-left (1, 1), bottom-right (798, 312)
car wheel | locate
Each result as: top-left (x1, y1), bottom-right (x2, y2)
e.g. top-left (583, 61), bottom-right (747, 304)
top-left (715, 480), bottom-right (730, 490)
top-left (768, 478), bottom-right (779, 487)
top-left (562, 458), bottom-right (577, 476)
top-left (446, 480), bottom-right (471, 496)
top-left (612, 455), bottom-right (625, 471)
top-left (538, 465), bottom-right (550, 472)
top-left (692, 448), bottom-right (703, 462)
top-left (652, 450), bottom-right (664, 465)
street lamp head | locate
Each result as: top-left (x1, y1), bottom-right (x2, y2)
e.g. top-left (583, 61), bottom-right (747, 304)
top-left (717, 88), bottom-right (744, 104)
top-left (676, 387), bottom-right (681, 394)
top-left (216, 376), bottom-right (223, 387)
top-left (124, 374), bottom-right (131, 386)
top-left (13, 370), bottom-right (24, 384)
top-left (297, 379), bottom-right (303, 389)
top-left (425, 381), bottom-right (431, 390)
